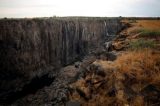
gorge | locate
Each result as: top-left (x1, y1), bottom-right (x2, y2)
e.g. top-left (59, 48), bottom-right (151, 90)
top-left (0, 17), bottom-right (125, 105)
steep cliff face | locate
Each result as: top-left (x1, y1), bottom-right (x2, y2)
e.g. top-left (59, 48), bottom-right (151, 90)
top-left (0, 18), bottom-right (123, 99)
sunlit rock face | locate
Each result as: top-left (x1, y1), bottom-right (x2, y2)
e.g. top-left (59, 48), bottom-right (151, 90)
top-left (0, 17), bottom-right (123, 99)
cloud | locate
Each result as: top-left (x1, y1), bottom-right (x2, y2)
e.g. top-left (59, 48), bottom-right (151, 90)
top-left (0, 0), bottom-right (160, 18)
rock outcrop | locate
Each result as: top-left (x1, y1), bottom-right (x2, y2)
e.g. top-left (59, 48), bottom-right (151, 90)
top-left (0, 17), bottom-right (124, 103)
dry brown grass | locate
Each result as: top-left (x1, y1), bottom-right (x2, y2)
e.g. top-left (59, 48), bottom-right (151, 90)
top-left (122, 20), bottom-right (160, 30)
top-left (135, 20), bottom-right (160, 30)
top-left (115, 49), bottom-right (160, 83)
top-left (69, 19), bottom-right (160, 106)
top-left (69, 49), bottom-right (160, 106)
top-left (122, 20), bottom-right (160, 36)
top-left (119, 20), bottom-right (160, 51)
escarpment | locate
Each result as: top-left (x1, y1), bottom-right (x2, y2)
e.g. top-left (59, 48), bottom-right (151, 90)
top-left (0, 17), bottom-right (124, 103)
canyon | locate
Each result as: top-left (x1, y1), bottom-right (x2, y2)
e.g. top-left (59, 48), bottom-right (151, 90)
top-left (0, 17), bottom-right (125, 105)
top-left (1, 17), bottom-right (159, 106)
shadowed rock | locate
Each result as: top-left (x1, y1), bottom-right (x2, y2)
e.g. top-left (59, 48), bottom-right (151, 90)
top-left (0, 17), bottom-right (124, 104)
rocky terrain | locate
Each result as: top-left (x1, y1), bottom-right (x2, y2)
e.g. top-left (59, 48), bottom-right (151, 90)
top-left (67, 19), bottom-right (160, 106)
top-left (0, 17), bottom-right (125, 105)
top-left (0, 18), bottom-right (160, 106)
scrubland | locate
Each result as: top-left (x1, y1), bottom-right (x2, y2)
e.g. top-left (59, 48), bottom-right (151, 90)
top-left (68, 19), bottom-right (160, 106)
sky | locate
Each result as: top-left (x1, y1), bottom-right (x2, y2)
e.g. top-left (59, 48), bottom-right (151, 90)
top-left (0, 0), bottom-right (160, 18)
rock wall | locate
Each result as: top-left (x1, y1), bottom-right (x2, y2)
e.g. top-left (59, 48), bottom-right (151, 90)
top-left (0, 18), bottom-right (123, 96)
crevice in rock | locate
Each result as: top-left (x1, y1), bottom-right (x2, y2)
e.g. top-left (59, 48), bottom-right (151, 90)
top-left (0, 74), bottom-right (54, 104)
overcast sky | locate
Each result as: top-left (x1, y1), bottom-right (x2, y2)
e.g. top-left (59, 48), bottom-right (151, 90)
top-left (0, 0), bottom-right (160, 18)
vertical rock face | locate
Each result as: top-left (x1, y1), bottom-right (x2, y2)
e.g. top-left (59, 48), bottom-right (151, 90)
top-left (0, 18), bottom-right (123, 96)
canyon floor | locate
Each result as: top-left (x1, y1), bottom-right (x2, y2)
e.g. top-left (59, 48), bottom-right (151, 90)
top-left (9, 19), bottom-right (160, 106)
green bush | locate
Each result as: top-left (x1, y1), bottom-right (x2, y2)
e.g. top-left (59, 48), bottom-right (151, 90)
top-left (129, 39), bottom-right (155, 50)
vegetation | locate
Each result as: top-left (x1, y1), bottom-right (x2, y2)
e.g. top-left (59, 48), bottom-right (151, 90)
top-left (139, 29), bottom-right (160, 37)
top-left (129, 39), bottom-right (155, 50)
top-left (70, 49), bottom-right (160, 106)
